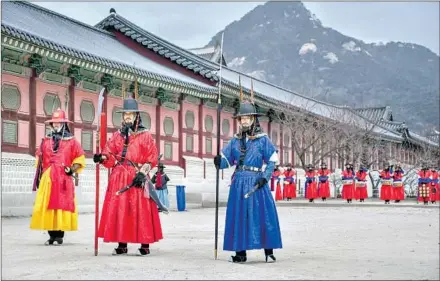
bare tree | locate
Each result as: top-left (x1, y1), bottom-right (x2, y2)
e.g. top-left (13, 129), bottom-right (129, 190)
top-left (273, 98), bottom-right (382, 172)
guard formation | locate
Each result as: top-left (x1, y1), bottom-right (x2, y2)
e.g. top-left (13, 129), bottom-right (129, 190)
top-left (29, 89), bottom-right (438, 263)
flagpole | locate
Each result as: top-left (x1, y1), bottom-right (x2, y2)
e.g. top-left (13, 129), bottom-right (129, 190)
top-left (214, 32), bottom-right (224, 260)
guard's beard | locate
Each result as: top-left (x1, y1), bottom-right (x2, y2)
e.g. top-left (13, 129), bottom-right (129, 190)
top-left (241, 124), bottom-right (251, 133)
top-left (52, 125), bottom-right (63, 133)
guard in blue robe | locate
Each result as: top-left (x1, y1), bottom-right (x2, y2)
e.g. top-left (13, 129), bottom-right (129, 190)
top-left (214, 101), bottom-right (282, 263)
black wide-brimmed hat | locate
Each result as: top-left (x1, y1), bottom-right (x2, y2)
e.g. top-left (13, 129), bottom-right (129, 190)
top-left (158, 163), bottom-right (166, 169)
top-left (116, 98), bottom-right (144, 113)
top-left (232, 102), bottom-right (263, 119)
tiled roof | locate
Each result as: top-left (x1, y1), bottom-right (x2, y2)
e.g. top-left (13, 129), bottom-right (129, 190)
top-left (95, 12), bottom-right (220, 81)
top-left (354, 106), bottom-right (393, 122)
top-left (1, 1), bottom-right (217, 95)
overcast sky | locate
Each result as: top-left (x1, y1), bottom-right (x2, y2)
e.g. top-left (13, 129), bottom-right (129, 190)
top-left (34, 1), bottom-right (440, 55)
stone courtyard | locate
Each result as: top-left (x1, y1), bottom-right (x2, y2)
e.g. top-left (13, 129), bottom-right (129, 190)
top-left (2, 205), bottom-right (439, 280)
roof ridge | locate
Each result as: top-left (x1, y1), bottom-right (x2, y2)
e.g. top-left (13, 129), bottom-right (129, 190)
top-left (14, 1), bottom-right (114, 37)
top-left (353, 106), bottom-right (389, 111)
top-left (101, 13), bottom-right (220, 70)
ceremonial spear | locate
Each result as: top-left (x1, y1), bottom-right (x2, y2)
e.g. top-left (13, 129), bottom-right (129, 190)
top-left (94, 87), bottom-right (107, 256)
top-left (214, 32), bottom-right (225, 260)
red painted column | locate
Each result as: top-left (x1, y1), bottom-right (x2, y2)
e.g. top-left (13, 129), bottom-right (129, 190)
top-left (280, 126), bottom-right (284, 165)
top-left (198, 102), bottom-right (205, 178)
top-left (28, 69), bottom-right (37, 156)
top-left (156, 103), bottom-right (161, 155)
top-left (178, 97), bottom-right (184, 168)
top-left (68, 78), bottom-right (75, 134)
top-left (198, 103), bottom-right (203, 159)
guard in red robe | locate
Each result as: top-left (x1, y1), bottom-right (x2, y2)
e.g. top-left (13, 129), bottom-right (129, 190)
top-left (305, 164), bottom-right (317, 202)
top-left (30, 108), bottom-right (86, 245)
top-left (93, 98), bottom-right (162, 256)
top-left (418, 166), bottom-right (431, 205)
top-left (379, 162), bottom-right (393, 204)
top-left (341, 163), bottom-right (355, 203)
top-left (392, 165), bottom-right (405, 203)
top-left (273, 167), bottom-right (283, 201)
top-left (355, 166), bottom-right (368, 202)
top-left (283, 164), bottom-right (296, 200)
top-left (270, 168), bottom-right (277, 192)
top-left (429, 168), bottom-right (439, 204)
top-left (317, 163), bottom-right (330, 201)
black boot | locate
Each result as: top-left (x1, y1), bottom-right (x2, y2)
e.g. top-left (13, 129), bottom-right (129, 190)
top-left (229, 250), bottom-right (247, 263)
top-left (138, 243), bottom-right (150, 256)
top-left (112, 242), bottom-right (128, 255)
top-left (264, 249), bottom-right (276, 263)
top-left (347, 199), bottom-right (350, 203)
top-left (45, 231), bottom-right (64, 246)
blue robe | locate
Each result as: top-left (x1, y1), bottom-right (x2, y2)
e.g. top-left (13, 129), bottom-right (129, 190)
top-left (219, 133), bottom-right (283, 252)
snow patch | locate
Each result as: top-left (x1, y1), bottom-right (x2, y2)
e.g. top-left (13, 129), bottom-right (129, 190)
top-left (323, 52), bottom-right (339, 64)
top-left (318, 67), bottom-right (331, 71)
top-left (228, 57), bottom-right (246, 68)
top-left (257, 59), bottom-right (269, 64)
top-left (258, 24), bottom-right (264, 27)
top-left (364, 50), bottom-right (372, 57)
top-left (299, 43), bottom-right (317, 56)
top-left (284, 11), bottom-right (290, 17)
top-left (322, 31), bottom-right (327, 35)
top-left (398, 43), bottom-right (404, 48)
top-left (266, 21), bottom-right (271, 25)
top-left (246, 70), bottom-right (266, 81)
top-left (342, 41), bottom-right (361, 52)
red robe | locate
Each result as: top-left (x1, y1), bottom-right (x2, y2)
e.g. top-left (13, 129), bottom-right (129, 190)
top-left (305, 170), bottom-right (318, 199)
top-left (36, 136), bottom-right (85, 212)
top-left (392, 169), bottom-right (405, 201)
top-left (429, 170), bottom-right (439, 202)
top-left (355, 170), bottom-right (368, 200)
top-left (341, 169), bottom-right (355, 200)
top-left (379, 170), bottom-right (393, 201)
top-left (418, 170), bottom-right (432, 202)
top-left (283, 169), bottom-right (296, 199)
top-left (317, 168), bottom-right (331, 198)
top-left (273, 170), bottom-right (283, 201)
top-left (98, 130), bottom-right (162, 244)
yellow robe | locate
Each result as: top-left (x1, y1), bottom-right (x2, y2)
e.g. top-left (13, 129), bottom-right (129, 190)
top-left (30, 155), bottom-right (86, 231)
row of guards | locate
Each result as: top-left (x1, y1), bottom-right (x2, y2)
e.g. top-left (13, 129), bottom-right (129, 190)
top-left (270, 162), bottom-right (440, 205)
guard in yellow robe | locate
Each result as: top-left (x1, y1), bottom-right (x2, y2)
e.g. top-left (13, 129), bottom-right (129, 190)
top-left (30, 108), bottom-right (86, 245)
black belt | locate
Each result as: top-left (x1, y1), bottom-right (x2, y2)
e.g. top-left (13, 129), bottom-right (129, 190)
top-left (236, 165), bottom-right (262, 172)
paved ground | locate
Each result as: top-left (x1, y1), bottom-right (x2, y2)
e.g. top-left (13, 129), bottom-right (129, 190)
top-left (2, 205), bottom-right (439, 280)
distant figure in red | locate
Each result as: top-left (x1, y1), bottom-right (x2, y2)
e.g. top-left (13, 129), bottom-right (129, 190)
top-left (270, 168), bottom-right (277, 192)
top-left (93, 98), bottom-right (162, 256)
top-left (418, 165), bottom-right (432, 205)
top-left (283, 164), bottom-right (296, 200)
top-left (317, 163), bottom-right (330, 201)
top-left (355, 165), bottom-right (368, 202)
top-left (429, 167), bottom-right (439, 204)
top-left (392, 164), bottom-right (405, 203)
top-left (305, 164), bottom-right (317, 203)
top-left (379, 162), bottom-right (393, 204)
top-left (341, 163), bottom-right (355, 203)
top-left (273, 166), bottom-right (283, 201)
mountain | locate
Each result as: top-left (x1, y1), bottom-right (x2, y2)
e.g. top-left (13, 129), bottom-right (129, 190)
top-left (206, 1), bottom-right (440, 133)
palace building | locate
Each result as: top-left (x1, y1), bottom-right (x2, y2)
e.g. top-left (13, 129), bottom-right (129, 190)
top-left (1, 2), bottom-right (437, 215)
